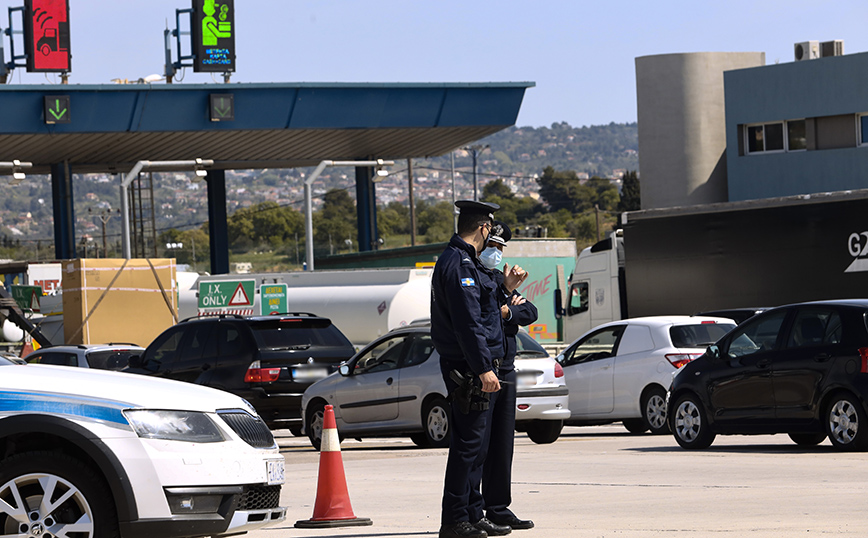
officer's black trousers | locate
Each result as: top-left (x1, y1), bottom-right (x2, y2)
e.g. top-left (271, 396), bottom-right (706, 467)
top-left (440, 369), bottom-right (494, 525)
top-left (482, 369), bottom-right (516, 520)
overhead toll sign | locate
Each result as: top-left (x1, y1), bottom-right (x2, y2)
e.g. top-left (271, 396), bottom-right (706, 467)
top-left (191, 0), bottom-right (235, 73)
top-left (44, 95), bottom-right (70, 124)
top-left (24, 0), bottom-right (71, 72)
top-left (198, 279), bottom-right (254, 315)
top-left (260, 284), bottom-right (287, 316)
top-left (210, 93), bottom-right (234, 121)
top-left (11, 285), bottom-right (42, 313)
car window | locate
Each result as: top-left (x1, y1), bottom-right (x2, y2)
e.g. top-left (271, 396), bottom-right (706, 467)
top-left (515, 331), bottom-right (549, 358)
top-left (787, 309), bottom-right (842, 348)
top-left (250, 318), bottom-right (353, 350)
top-left (403, 334), bottom-right (435, 367)
top-left (567, 281), bottom-right (589, 315)
top-left (87, 349), bottom-right (141, 370)
top-left (560, 326), bottom-right (625, 366)
top-left (726, 311), bottom-right (787, 359)
top-left (353, 335), bottom-right (408, 374)
top-left (28, 352), bottom-right (77, 367)
top-left (146, 328), bottom-right (185, 367)
top-left (178, 323), bottom-right (213, 363)
top-left (215, 324), bottom-right (252, 358)
top-left (617, 325), bottom-right (655, 355)
top-left (670, 323), bottom-right (735, 349)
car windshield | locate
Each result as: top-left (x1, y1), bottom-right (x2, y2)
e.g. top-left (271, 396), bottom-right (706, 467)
top-left (515, 331), bottom-right (549, 358)
top-left (250, 318), bottom-right (352, 350)
top-left (0, 356), bottom-right (17, 366)
top-left (670, 323), bottom-right (735, 348)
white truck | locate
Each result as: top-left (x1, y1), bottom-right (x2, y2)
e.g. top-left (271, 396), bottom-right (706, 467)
top-left (557, 190), bottom-right (868, 343)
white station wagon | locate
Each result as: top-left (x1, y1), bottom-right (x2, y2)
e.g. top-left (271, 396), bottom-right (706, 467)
top-left (0, 356), bottom-right (286, 538)
top-left (556, 316), bottom-right (735, 434)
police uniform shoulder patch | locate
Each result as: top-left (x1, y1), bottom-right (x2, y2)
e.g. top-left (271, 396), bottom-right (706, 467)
top-left (461, 257), bottom-right (473, 265)
top-left (460, 277), bottom-right (476, 287)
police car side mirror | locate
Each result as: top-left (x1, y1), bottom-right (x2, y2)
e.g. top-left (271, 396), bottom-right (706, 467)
top-left (339, 364), bottom-right (351, 376)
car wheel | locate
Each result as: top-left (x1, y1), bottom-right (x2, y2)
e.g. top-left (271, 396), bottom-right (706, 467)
top-left (306, 401), bottom-right (327, 451)
top-left (526, 420), bottom-right (563, 444)
top-left (417, 397), bottom-right (450, 448)
top-left (788, 432), bottom-right (827, 446)
top-left (622, 419), bottom-right (648, 434)
top-left (643, 387), bottom-right (670, 435)
top-left (671, 393), bottom-right (715, 449)
top-left (0, 451), bottom-right (119, 538)
top-left (826, 393), bottom-right (868, 451)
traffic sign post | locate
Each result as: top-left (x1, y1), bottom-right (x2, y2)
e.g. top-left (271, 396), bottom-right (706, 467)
top-left (198, 279), bottom-right (255, 313)
top-left (11, 285), bottom-right (42, 313)
top-left (260, 284), bottom-right (287, 316)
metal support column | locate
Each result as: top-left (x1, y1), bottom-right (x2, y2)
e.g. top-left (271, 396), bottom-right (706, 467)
top-left (50, 162), bottom-right (76, 260)
top-left (355, 166), bottom-right (377, 252)
top-left (205, 169), bottom-right (229, 274)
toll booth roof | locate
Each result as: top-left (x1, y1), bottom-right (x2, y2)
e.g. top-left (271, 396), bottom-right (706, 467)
top-left (0, 81), bottom-right (534, 173)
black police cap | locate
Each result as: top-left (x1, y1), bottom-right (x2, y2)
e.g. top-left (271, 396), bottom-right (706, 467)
top-left (454, 200), bottom-right (500, 221)
top-left (489, 220), bottom-right (512, 246)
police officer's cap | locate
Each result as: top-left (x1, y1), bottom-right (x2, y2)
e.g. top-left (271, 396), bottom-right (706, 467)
top-left (489, 220), bottom-right (512, 246)
top-left (454, 200), bottom-right (500, 222)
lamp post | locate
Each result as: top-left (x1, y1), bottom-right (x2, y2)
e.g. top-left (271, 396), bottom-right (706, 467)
top-left (120, 159), bottom-right (212, 260)
top-left (303, 159), bottom-right (393, 271)
top-left (89, 208), bottom-right (120, 257)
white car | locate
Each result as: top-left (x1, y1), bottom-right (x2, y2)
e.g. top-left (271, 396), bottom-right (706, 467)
top-left (302, 322), bottom-right (569, 449)
top-left (557, 316), bottom-right (736, 434)
top-left (0, 356), bottom-right (286, 538)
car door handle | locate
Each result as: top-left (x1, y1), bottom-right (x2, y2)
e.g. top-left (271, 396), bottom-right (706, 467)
top-left (386, 377), bottom-right (393, 385)
top-left (813, 353), bottom-right (832, 362)
top-left (757, 359), bottom-right (771, 369)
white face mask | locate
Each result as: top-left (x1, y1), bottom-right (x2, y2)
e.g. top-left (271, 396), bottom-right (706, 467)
top-left (479, 246), bottom-right (502, 269)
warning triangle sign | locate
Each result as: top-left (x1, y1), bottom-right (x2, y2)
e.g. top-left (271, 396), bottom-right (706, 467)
top-left (29, 291), bottom-right (40, 313)
top-left (228, 283), bottom-right (251, 306)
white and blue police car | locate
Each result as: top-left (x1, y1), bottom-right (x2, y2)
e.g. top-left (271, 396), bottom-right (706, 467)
top-left (0, 355), bottom-right (286, 538)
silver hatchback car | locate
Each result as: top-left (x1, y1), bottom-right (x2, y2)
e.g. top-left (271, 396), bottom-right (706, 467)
top-left (301, 321), bottom-right (568, 449)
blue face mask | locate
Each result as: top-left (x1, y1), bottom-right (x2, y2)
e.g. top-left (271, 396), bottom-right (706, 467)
top-left (479, 246), bottom-right (502, 269)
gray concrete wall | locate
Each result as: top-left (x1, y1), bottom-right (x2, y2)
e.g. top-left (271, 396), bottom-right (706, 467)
top-left (725, 51), bottom-right (868, 201)
top-left (635, 52), bottom-right (765, 209)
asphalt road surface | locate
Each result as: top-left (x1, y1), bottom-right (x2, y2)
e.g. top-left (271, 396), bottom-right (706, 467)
top-left (250, 424), bottom-right (868, 537)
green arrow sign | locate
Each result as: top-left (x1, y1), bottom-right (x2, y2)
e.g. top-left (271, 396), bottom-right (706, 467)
top-left (44, 95), bottom-right (70, 124)
top-left (198, 279), bottom-right (255, 309)
top-left (260, 283), bottom-right (287, 315)
top-left (209, 93), bottom-right (234, 122)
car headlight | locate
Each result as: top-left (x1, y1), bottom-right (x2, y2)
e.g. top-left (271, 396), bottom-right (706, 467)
top-left (123, 410), bottom-right (225, 443)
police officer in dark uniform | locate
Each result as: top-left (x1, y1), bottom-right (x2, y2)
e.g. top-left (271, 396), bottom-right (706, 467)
top-left (480, 221), bottom-right (537, 531)
top-left (431, 201), bottom-right (527, 538)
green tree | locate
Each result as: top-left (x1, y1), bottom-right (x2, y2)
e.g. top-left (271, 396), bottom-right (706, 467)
top-left (227, 201), bottom-right (303, 251)
top-left (619, 170), bottom-right (641, 211)
top-left (536, 166), bottom-right (595, 213)
top-left (314, 189), bottom-right (356, 252)
top-left (415, 200), bottom-right (454, 243)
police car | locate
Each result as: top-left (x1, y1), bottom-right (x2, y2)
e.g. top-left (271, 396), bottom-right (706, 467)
top-left (0, 355), bottom-right (286, 538)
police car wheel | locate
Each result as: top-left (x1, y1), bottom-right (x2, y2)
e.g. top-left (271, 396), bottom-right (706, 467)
top-left (0, 451), bottom-right (119, 538)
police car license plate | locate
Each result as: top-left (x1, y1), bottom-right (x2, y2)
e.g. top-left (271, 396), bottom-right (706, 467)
top-left (267, 459), bottom-right (285, 485)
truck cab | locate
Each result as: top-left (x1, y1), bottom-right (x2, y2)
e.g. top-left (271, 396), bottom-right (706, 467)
top-left (560, 231), bottom-right (625, 343)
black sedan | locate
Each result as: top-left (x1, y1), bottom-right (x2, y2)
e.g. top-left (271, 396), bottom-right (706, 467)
top-left (668, 299), bottom-right (868, 451)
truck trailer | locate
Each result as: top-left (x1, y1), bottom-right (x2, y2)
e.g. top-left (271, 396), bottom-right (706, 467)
top-left (558, 189), bottom-right (868, 343)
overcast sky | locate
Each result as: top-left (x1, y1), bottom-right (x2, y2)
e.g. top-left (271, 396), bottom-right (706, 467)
top-left (3, 0), bottom-right (866, 128)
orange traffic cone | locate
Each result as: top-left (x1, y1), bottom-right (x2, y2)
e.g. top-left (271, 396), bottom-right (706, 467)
top-left (295, 405), bottom-right (372, 528)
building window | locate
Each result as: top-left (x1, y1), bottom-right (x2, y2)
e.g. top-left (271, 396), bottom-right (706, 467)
top-left (787, 119), bottom-right (807, 151)
top-left (859, 114), bottom-right (868, 146)
top-left (746, 120), bottom-right (805, 154)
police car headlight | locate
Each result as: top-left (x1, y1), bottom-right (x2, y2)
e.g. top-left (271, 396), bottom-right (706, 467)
top-left (124, 410), bottom-right (225, 443)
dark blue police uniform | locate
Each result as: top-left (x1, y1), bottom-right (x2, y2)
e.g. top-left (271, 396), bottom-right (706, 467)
top-left (483, 269), bottom-right (538, 523)
top-left (431, 233), bottom-right (506, 527)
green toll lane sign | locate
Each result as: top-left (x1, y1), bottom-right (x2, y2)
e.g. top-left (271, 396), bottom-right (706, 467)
top-left (210, 93), bottom-right (234, 121)
top-left (260, 284), bottom-right (287, 316)
top-left (11, 285), bottom-right (42, 312)
top-left (44, 95), bottom-right (70, 124)
top-left (198, 279), bottom-right (255, 310)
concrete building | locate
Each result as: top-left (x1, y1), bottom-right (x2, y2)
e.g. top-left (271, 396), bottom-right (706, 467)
top-left (725, 48), bottom-right (868, 201)
top-left (635, 52), bottom-right (765, 209)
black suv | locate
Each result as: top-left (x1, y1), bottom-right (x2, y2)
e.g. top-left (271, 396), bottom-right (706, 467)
top-left (126, 313), bottom-right (356, 432)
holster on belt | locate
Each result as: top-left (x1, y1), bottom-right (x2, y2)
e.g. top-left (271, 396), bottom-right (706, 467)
top-left (449, 370), bottom-right (491, 414)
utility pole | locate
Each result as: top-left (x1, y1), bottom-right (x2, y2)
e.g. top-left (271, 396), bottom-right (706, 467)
top-left (463, 144), bottom-right (489, 201)
top-left (451, 151), bottom-right (458, 233)
top-left (408, 158), bottom-right (416, 246)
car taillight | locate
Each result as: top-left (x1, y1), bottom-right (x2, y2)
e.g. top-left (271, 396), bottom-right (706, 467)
top-left (554, 362), bottom-right (564, 378)
top-left (244, 360), bottom-right (281, 383)
top-left (860, 348), bottom-right (868, 373)
top-left (665, 353), bottom-right (702, 369)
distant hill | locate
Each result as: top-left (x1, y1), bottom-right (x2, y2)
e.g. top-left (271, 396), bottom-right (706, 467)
top-left (0, 122), bottom-right (639, 243)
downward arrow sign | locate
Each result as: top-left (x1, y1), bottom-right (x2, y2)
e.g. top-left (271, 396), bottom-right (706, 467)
top-left (49, 99), bottom-right (67, 120)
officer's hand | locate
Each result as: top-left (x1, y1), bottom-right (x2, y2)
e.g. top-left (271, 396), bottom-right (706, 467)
top-left (500, 304), bottom-right (510, 319)
top-left (510, 295), bottom-right (526, 306)
top-left (479, 370), bottom-right (501, 393)
top-left (503, 263), bottom-right (528, 292)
